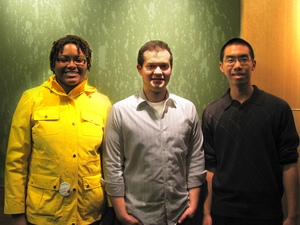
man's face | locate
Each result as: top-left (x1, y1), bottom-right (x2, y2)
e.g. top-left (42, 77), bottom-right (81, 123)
top-left (53, 43), bottom-right (88, 93)
top-left (137, 49), bottom-right (172, 100)
top-left (220, 44), bottom-right (256, 88)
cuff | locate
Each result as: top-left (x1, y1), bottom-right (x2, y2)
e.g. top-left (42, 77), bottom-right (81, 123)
top-left (101, 178), bottom-right (125, 197)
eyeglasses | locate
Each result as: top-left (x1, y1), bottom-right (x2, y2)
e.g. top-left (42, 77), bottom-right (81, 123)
top-left (223, 57), bottom-right (252, 66)
top-left (57, 57), bottom-right (86, 66)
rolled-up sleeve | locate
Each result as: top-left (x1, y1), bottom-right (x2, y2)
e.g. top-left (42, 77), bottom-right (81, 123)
top-left (102, 105), bottom-right (125, 196)
top-left (186, 105), bottom-right (206, 189)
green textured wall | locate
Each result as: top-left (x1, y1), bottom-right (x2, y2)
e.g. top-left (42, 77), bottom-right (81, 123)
top-left (0, 0), bottom-right (240, 185)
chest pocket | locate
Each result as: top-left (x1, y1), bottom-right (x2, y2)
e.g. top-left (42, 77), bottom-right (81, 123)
top-left (32, 107), bottom-right (59, 135)
top-left (81, 111), bottom-right (104, 137)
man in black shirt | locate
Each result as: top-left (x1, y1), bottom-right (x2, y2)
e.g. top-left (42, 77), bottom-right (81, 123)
top-left (202, 38), bottom-right (299, 225)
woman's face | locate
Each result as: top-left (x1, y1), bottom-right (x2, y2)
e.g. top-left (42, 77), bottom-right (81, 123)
top-left (53, 43), bottom-right (88, 93)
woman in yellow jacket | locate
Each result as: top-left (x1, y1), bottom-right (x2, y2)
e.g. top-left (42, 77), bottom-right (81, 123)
top-left (5, 35), bottom-right (112, 225)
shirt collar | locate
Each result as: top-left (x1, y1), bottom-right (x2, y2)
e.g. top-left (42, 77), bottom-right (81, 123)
top-left (137, 89), bottom-right (177, 110)
top-left (222, 85), bottom-right (264, 110)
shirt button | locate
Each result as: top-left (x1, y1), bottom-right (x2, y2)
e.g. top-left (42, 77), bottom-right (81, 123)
top-left (86, 185), bottom-right (90, 188)
top-left (73, 188), bottom-right (76, 192)
top-left (72, 122), bottom-right (75, 125)
top-left (45, 115), bottom-right (48, 118)
top-left (72, 223), bottom-right (75, 225)
top-left (73, 154), bottom-right (76, 158)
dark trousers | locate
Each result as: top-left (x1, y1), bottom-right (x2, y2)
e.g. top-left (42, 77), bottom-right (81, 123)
top-left (212, 213), bottom-right (283, 225)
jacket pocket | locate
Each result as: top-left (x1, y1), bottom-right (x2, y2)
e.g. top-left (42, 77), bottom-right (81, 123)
top-left (26, 173), bottom-right (60, 216)
top-left (32, 107), bottom-right (59, 135)
top-left (82, 174), bottom-right (105, 215)
top-left (81, 111), bottom-right (104, 137)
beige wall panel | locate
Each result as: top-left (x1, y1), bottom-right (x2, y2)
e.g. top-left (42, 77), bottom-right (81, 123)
top-left (242, 0), bottom-right (300, 223)
top-left (241, 0), bottom-right (300, 109)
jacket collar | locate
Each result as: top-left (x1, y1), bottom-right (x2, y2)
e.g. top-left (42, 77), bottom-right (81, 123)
top-left (43, 75), bottom-right (97, 98)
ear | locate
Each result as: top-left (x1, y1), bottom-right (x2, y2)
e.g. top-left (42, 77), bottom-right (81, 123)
top-left (252, 60), bottom-right (256, 71)
top-left (219, 62), bottom-right (225, 73)
top-left (137, 64), bottom-right (143, 75)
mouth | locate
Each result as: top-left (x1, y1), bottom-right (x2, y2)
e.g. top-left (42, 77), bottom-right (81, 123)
top-left (151, 78), bottom-right (164, 84)
top-left (151, 77), bottom-right (164, 81)
top-left (64, 71), bottom-right (79, 76)
top-left (232, 73), bottom-right (245, 78)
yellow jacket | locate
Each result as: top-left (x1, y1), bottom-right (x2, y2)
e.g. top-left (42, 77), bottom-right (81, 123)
top-left (5, 75), bottom-right (111, 225)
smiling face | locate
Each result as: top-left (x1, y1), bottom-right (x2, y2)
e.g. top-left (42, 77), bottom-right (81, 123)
top-left (53, 43), bottom-right (87, 94)
top-left (220, 44), bottom-right (256, 89)
top-left (137, 49), bottom-right (172, 102)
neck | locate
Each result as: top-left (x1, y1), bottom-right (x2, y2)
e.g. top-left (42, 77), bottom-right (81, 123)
top-left (144, 89), bottom-right (167, 103)
top-left (230, 84), bottom-right (254, 103)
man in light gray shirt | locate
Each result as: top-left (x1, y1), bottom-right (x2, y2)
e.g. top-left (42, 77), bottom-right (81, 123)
top-left (102, 40), bottom-right (206, 225)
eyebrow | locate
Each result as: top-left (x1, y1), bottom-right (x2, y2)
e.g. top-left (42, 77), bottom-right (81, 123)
top-left (146, 61), bottom-right (169, 65)
top-left (225, 54), bottom-right (249, 58)
top-left (59, 54), bottom-right (85, 58)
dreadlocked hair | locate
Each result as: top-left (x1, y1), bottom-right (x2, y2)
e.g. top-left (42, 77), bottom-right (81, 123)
top-left (49, 35), bottom-right (92, 73)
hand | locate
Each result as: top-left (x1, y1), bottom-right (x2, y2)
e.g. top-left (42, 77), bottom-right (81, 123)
top-left (177, 206), bottom-right (196, 224)
top-left (12, 214), bottom-right (27, 225)
top-left (283, 216), bottom-right (298, 225)
top-left (118, 213), bottom-right (143, 225)
top-left (202, 214), bottom-right (212, 225)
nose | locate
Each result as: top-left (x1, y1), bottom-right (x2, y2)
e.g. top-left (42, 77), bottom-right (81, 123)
top-left (154, 66), bottom-right (162, 74)
top-left (67, 59), bottom-right (76, 67)
top-left (233, 59), bottom-right (242, 70)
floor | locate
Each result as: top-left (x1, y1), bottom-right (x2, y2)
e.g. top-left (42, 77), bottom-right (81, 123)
top-left (0, 186), bottom-right (11, 225)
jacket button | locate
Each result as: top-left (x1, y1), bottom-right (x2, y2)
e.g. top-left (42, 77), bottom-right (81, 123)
top-left (86, 185), bottom-right (90, 188)
top-left (73, 154), bottom-right (76, 158)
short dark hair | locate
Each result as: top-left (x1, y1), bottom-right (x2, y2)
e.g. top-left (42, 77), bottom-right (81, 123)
top-left (49, 35), bottom-right (92, 73)
top-left (220, 38), bottom-right (254, 62)
top-left (137, 40), bottom-right (173, 67)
